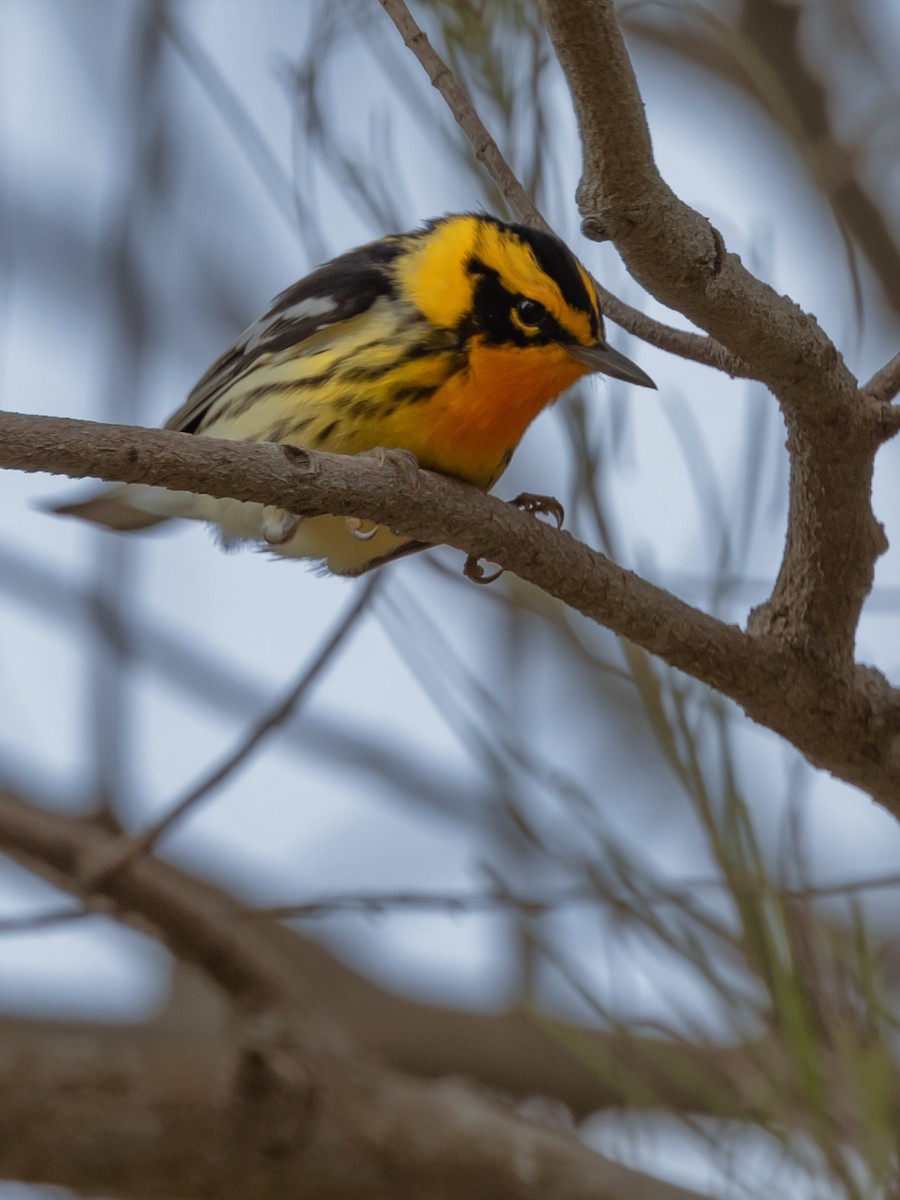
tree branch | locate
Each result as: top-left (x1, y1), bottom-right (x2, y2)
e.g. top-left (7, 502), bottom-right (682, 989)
top-left (0, 787), bottom-right (776, 1127)
top-left (0, 782), bottom-right (873, 1176)
top-left (536, 0), bottom-right (887, 677)
top-left (620, 2), bottom-right (900, 320)
top-left (0, 786), bottom-right (715, 1200)
top-left (0, 1011), bottom-right (710, 1200)
top-left (4, 409), bottom-right (900, 810)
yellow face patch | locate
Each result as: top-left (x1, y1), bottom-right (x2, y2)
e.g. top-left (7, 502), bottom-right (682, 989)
top-left (396, 215), bottom-right (600, 350)
top-left (395, 217), bottom-right (481, 330)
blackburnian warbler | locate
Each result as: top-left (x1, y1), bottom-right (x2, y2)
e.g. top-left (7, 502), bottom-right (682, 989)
top-left (54, 214), bottom-right (654, 574)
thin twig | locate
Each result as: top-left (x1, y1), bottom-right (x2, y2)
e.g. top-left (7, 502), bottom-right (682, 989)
top-left (0, 906), bottom-right (97, 936)
top-left (247, 866), bottom-right (900, 923)
top-left (376, 0), bottom-right (748, 377)
top-left (863, 351), bottom-right (900, 405)
top-left (8, 861), bottom-right (900, 938)
top-left (0, 544), bottom-right (488, 823)
top-left (379, 0), bottom-right (543, 223)
top-left (82, 573), bottom-right (381, 889)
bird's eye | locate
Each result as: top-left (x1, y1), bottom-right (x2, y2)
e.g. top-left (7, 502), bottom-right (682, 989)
top-left (514, 298), bottom-right (548, 329)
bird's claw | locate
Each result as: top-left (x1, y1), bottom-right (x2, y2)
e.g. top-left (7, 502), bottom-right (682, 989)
top-left (360, 446), bottom-right (420, 487)
top-left (510, 492), bottom-right (565, 529)
top-left (345, 517), bottom-right (379, 541)
top-left (346, 448), bottom-right (419, 543)
top-left (463, 555), bottom-right (504, 586)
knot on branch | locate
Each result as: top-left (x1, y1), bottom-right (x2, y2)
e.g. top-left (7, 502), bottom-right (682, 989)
top-left (580, 214), bottom-right (612, 243)
top-left (578, 179), bottom-right (727, 285)
top-left (229, 1012), bottom-right (320, 1166)
top-left (281, 444), bottom-right (317, 476)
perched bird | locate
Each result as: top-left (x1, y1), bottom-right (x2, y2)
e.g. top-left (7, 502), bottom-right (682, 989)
top-left (54, 213), bottom-right (655, 574)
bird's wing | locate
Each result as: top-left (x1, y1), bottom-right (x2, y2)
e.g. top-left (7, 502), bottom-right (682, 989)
top-left (166, 237), bottom-right (405, 435)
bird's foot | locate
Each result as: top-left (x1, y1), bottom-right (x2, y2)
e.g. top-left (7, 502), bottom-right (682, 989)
top-left (462, 493), bottom-right (565, 586)
top-left (509, 492), bottom-right (565, 529)
top-left (262, 506), bottom-right (303, 545)
top-left (360, 446), bottom-right (420, 487)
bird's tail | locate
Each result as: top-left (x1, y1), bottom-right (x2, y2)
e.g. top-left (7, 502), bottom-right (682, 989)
top-left (49, 484), bottom-right (197, 532)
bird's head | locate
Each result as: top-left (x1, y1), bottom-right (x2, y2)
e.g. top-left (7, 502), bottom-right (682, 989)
top-left (397, 214), bottom-right (656, 391)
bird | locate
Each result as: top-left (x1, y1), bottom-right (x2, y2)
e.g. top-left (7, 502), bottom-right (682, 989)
top-left (53, 213), bottom-right (655, 575)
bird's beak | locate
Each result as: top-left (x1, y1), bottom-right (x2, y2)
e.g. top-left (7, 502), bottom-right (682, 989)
top-left (568, 342), bottom-right (656, 389)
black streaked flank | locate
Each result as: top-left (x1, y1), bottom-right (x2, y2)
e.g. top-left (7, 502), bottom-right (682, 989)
top-left (214, 388), bottom-right (272, 423)
top-left (391, 385), bottom-right (438, 406)
top-left (349, 399), bottom-right (377, 419)
top-left (267, 418), bottom-right (296, 443)
top-left (340, 363), bottom-right (395, 385)
top-left (399, 327), bottom-right (459, 360)
top-left (167, 238), bottom-right (404, 436)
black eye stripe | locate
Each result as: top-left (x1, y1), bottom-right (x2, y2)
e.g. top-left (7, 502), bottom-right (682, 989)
top-left (463, 214), bottom-right (599, 334)
top-left (461, 261), bottom-right (574, 349)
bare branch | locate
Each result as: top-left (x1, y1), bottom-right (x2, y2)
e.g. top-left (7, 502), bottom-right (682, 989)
top-left (83, 574), bottom-right (380, 887)
top-left (247, 867), bottom-right (900, 923)
top-left (536, 0), bottom-right (863, 401)
top-left (863, 351), bottom-right (900, 406)
top-left (621, 3), bottom-right (900, 319)
top-left (4, 410), bottom-right (900, 810)
top-left (0, 788), bottom-right (718, 1200)
top-left (1, 784), bottom-right (876, 1170)
top-left (0, 787), bottom-right (303, 1008)
top-left (0, 1023), bottom-right (711, 1200)
top-left (376, 0), bottom-right (747, 376)
top-left (378, 0), bottom-right (541, 224)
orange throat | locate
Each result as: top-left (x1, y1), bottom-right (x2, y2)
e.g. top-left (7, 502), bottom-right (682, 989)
top-left (410, 338), bottom-right (589, 488)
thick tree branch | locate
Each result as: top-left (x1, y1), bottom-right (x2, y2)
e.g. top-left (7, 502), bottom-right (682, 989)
top-left (537, 0), bottom-right (887, 664)
top-left (0, 793), bottom-right (772, 1127)
top-left (3, 410), bottom-right (900, 810)
top-left (536, 0), bottom-right (839, 392)
top-left (621, 2), bottom-right (900, 319)
top-left (0, 787), bottom-right (714, 1200)
top-left (1, 781), bottom-right (878, 1193)
top-left (0, 1013), bottom-right (709, 1200)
